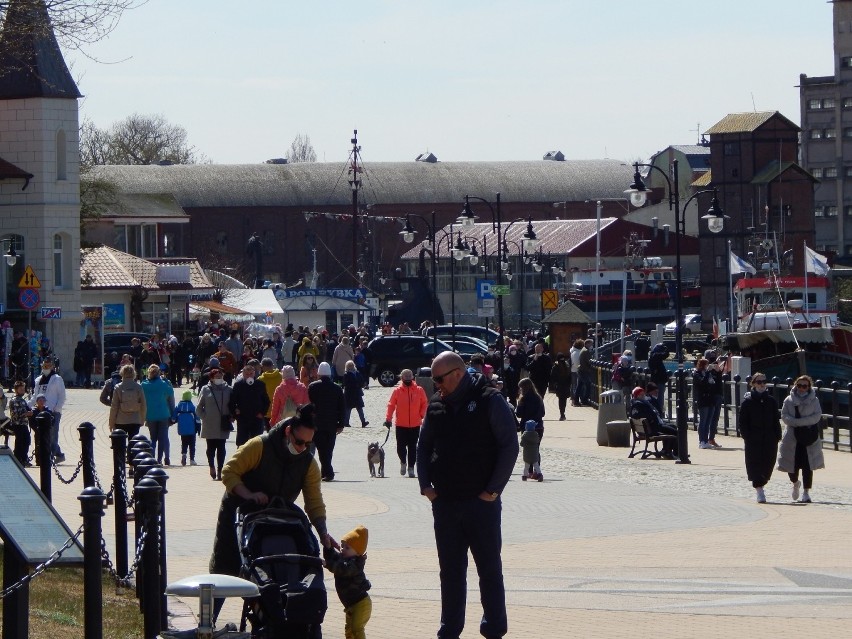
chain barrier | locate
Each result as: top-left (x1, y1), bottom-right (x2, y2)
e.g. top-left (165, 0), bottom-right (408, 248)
top-left (0, 525), bottom-right (84, 599)
top-left (101, 513), bottom-right (149, 589)
top-left (52, 454), bottom-right (84, 485)
top-left (89, 455), bottom-right (115, 503)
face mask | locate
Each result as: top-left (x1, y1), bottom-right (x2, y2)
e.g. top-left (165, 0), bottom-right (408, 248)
top-left (246, 377), bottom-right (255, 385)
top-left (403, 379), bottom-right (413, 386)
top-left (795, 389), bottom-right (809, 398)
top-left (213, 378), bottom-right (225, 385)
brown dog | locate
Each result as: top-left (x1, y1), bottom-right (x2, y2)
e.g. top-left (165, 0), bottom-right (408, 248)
top-left (368, 442), bottom-right (385, 478)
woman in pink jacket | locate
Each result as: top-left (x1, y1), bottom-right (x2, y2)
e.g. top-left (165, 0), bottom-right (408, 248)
top-left (383, 369), bottom-right (428, 478)
top-left (269, 366), bottom-right (310, 427)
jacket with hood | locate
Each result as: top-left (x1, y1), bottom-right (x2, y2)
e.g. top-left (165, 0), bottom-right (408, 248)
top-left (385, 380), bottom-right (428, 428)
top-left (777, 387), bottom-right (825, 473)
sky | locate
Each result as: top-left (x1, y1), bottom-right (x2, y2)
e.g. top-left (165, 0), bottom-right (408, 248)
top-left (64, 0), bottom-right (835, 165)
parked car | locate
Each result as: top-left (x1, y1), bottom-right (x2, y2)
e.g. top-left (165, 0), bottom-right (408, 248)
top-left (426, 324), bottom-right (501, 346)
top-left (664, 314), bottom-right (702, 336)
top-left (437, 335), bottom-right (488, 362)
top-left (103, 332), bottom-right (150, 356)
top-left (367, 335), bottom-right (451, 387)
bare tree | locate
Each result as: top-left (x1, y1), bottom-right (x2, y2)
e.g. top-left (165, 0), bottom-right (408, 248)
top-left (287, 133), bottom-right (317, 163)
top-left (80, 113), bottom-right (204, 165)
top-left (0, 1), bottom-right (144, 51)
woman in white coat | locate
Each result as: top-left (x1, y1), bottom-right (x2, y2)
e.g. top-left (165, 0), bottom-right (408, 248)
top-left (197, 367), bottom-right (233, 481)
top-left (778, 375), bottom-right (825, 503)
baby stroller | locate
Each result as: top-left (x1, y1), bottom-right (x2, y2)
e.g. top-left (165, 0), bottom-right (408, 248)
top-left (237, 498), bottom-right (327, 638)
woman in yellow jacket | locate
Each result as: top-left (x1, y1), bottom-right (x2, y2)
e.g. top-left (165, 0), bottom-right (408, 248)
top-left (297, 336), bottom-right (319, 364)
top-left (383, 369), bottom-right (428, 478)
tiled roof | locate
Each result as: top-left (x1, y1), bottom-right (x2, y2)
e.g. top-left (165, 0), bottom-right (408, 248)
top-left (670, 145), bottom-right (711, 156)
top-left (400, 218), bottom-right (619, 259)
top-left (80, 246), bottom-right (212, 290)
top-left (691, 170), bottom-right (712, 187)
top-left (704, 111), bottom-right (799, 135)
top-left (750, 160), bottom-right (818, 185)
top-left (541, 300), bottom-right (591, 325)
top-left (90, 160), bottom-right (634, 209)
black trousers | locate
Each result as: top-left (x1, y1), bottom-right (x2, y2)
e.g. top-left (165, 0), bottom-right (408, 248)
top-left (313, 429), bottom-right (337, 479)
top-left (396, 426), bottom-right (420, 466)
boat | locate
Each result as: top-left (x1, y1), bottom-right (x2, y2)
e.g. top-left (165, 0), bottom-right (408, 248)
top-left (562, 257), bottom-right (700, 326)
top-left (723, 272), bottom-right (852, 386)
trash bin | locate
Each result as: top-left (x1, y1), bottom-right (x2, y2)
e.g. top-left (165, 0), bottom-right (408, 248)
top-left (606, 420), bottom-right (631, 447)
top-left (597, 390), bottom-right (623, 446)
top-left (416, 366), bottom-right (434, 396)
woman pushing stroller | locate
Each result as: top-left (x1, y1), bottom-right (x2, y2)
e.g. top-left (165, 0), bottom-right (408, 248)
top-left (209, 403), bottom-right (338, 621)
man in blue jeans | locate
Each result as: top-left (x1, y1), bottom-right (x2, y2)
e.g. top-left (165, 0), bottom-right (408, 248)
top-left (417, 352), bottom-right (519, 639)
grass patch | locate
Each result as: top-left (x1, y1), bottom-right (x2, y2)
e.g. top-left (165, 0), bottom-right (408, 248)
top-left (0, 565), bottom-right (145, 638)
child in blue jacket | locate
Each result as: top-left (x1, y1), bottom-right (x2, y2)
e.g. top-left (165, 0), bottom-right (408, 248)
top-left (173, 390), bottom-right (201, 466)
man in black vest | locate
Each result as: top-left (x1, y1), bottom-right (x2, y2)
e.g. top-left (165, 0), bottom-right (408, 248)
top-left (417, 352), bottom-right (519, 639)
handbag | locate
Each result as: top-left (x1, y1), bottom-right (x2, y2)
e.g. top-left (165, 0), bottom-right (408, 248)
top-left (212, 389), bottom-right (233, 432)
top-left (792, 406), bottom-right (819, 445)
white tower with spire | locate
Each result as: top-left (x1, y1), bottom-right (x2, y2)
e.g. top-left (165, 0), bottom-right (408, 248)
top-left (0, 0), bottom-right (83, 375)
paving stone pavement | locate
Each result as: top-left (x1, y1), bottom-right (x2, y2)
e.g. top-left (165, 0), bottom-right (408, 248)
top-left (35, 384), bottom-right (852, 638)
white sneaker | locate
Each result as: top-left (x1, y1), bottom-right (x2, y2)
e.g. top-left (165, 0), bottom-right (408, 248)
top-left (699, 442), bottom-right (711, 449)
top-left (400, 462), bottom-right (406, 476)
top-left (756, 487), bottom-right (766, 503)
top-left (800, 491), bottom-right (812, 503)
top-left (792, 480), bottom-right (801, 501)
top-left (408, 466), bottom-right (416, 478)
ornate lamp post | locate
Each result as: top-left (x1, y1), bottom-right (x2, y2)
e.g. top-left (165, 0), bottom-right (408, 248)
top-left (624, 159), bottom-right (728, 464)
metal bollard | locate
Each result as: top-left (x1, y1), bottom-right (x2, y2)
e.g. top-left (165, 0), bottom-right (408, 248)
top-left (35, 411), bottom-right (53, 501)
top-left (78, 421), bottom-right (96, 487)
top-left (146, 466), bottom-right (169, 630)
top-left (110, 429), bottom-right (129, 576)
top-left (79, 486), bottom-right (107, 639)
top-left (129, 433), bottom-right (150, 465)
top-left (135, 477), bottom-right (162, 639)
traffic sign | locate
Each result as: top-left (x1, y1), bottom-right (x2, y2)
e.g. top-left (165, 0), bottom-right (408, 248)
top-left (476, 279), bottom-right (495, 300)
top-left (491, 284), bottom-right (511, 296)
top-left (542, 289), bottom-right (559, 311)
top-left (18, 265), bottom-right (41, 289)
top-left (19, 288), bottom-right (39, 310)
top-left (40, 307), bottom-right (62, 320)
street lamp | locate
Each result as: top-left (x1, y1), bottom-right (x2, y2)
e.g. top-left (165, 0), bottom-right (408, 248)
top-left (400, 211), bottom-right (441, 354)
top-left (624, 159), bottom-right (728, 465)
top-left (1, 241), bottom-right (17, 267)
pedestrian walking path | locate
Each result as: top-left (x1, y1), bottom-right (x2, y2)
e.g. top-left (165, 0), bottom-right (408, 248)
top-left (37, 386), bottom-right (852, 638)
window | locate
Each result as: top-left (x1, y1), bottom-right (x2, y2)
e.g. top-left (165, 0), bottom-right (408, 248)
top-left (846, 205), bottom-right (852, 217)
top-left (826, 128), bottom-right (837, 138)
top-left (810, 129), bottom-right (824, 139)
top-left (162, 232), bottom-right (176, 257)
top-left (843, 57), bottom-right (852, 68)
top-left (825, 167), bottom-right (838, 178)
top-left (55, 129), bottom-right (66, 180)
top-left (827, 206), bottom-right (839, 217)
top-left (53, 234), bottom-right (63, 288)
top-left (811, 168), bottom-right (823, 178)
top-left (844, 97), bottom-right (852, 108)
top-left (715, 256), bottom-right (722, 268)
top-left (815, 207), bottom-right (825, 217)
top-left (846, 167), bottom-right (852, 177)
top-left (115, 224), bottom-right (157, 258)
top-left (723, 142), bottom-right (739, 156)
top-left (824, 97), bottom-right (836, 108)
top-left (808, 98), bottom-right (822, 110)
top-left (216, 231), bottom-right (228, 255)
top-left (847, 245), bottom-right (852, 256)
top-left (844, 128), bottom-right (852, 137)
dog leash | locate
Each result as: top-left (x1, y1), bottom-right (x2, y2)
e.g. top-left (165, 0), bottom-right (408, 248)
top-left (379, 423), bottom-right (392, 449)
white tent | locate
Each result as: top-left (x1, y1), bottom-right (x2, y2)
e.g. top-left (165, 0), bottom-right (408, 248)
top-left (222, 289), bottom-right (284, 322)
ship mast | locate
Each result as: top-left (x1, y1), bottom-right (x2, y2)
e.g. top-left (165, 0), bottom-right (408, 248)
top-left (348, 130), bottom-right (363, 287)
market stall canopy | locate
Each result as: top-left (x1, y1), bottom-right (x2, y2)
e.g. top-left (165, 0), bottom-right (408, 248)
top-left (222, 288), bottom-right (282, 319)
top-left (189, 300), bottom-right (253, 322)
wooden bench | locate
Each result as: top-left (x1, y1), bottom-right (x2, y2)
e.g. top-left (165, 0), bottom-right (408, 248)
top-left (628, 417), bottom-right (678, 460)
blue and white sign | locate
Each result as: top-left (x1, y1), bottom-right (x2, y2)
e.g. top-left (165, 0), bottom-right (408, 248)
top-left (0, 302), bottom-right (4, 314)
top-left (277, 288), bottom-right (368, 300)
top-left (476, 279), bottom-right (495, 300)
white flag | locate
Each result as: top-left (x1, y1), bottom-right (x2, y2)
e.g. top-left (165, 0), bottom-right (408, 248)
top-left (730, 251), bottom-right (756, 275)
top-left (804, 245), bottom-right (830, 276)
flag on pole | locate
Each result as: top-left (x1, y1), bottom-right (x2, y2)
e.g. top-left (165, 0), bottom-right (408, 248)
top-left (730, 251), bottom-right (756, 275)
top-left (804, 245), bottom-right (830, 276)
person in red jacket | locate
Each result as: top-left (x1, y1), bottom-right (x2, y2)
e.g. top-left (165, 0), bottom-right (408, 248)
top-left (384, 368), bottom-right (428, 478)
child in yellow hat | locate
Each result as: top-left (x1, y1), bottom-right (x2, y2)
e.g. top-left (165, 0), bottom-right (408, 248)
top-left (323, 524), bottom-right (371, 638)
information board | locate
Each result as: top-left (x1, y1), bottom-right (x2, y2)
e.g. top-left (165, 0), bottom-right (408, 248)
top-left (0, 449), bottom-right (84, 563)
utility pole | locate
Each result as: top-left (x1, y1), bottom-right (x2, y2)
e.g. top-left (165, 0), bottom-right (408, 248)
top-left (348, 130), bottom-right (362, 287)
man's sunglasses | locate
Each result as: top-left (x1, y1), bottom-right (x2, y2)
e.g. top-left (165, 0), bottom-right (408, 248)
top-left (432, 367), bottom-right (460, 384)
top-left (290, 434), bottom-right (310, 447)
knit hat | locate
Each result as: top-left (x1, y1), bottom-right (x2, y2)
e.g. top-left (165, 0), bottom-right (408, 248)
top-left (208, 357), bottom-right (220, 368)
top-left (703, 349), bottom-right (717, 362)
top-left (281, 365), bottom-right (296, 380)
top-left (524, 420), bottom-right (537, 432)
top-left (318, 362), bottom-right (332, 377)
top-left (341, 525), bottom-right (368, 556)
top-left (35, 393), bottom-right (47, 401)
top-left (632, 386), bottom-right (645, 399)
top-left (182, 390), bottom-right (192, 401)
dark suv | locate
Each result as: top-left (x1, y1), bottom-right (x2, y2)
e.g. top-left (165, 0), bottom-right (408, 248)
top-left (366, 335), bottom-right (451, 387)
top-left (103, 332), bottom-right (150, 356)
